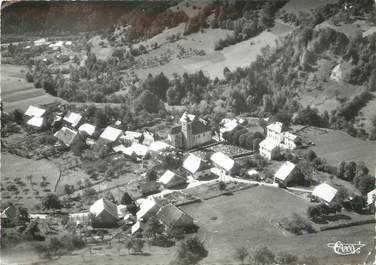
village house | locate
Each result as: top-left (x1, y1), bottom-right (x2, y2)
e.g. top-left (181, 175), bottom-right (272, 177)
top-left (274, 161), bottom-right (302, 186)
top-left (24, 105), bottom-right (46, 118)
top-left (218, 118), bottom-right (245, 141)
top-left (259, 122), bottom-right (300, 160)
top-left (210, 152), bottom-right (240, 176)
top-left (69, 212), bottom-right (91, 226)
top-left (367, 189), bottom-right (376, 206)
top-left (156, 204), bottom-right (194, 231)
top-left (89, 198), bottom-right (119, 228)
top-left (312, 183), bottom-right (338, 204)
top-left (149, 141), bottom-right (173, 156)
top-left (259, 139), bottom-right (280, 160)
top-left (54, 126), bottom-right (79, 147)
top-left (168, 112), bottom-right (212, 150)
top-left (183, 153), bottom-right (212, 179)
top-left (26, 116), bottom-right (46, 130)
top-left (136, 197), bottom-right (160, 221)
top-left (78, 123), bottom-right (96, 137)
top-left (63, 111), bottom-right (82, 128)
top-left (158, 170), bottom-right (186, 188)
top-left (99, 126), bottom-right (122, 143)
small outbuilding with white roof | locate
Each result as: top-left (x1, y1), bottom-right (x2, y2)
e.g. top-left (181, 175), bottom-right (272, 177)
top-left (158, 170), bottom-right (186, 188)
top-left (274, 161), bottom-right (302, 186)
top-left (24, 105), bottom-right (46, 117)
top-left (78, 123), bottom-right (96, 137)
top-left (99, 126), bottom-right (122, 143)
top-left (26, 116), bottom-right (45, 129)
top-left (312, 183), bottom-right (338, 204)
top-left (63, 112), bottom-right (82, 128)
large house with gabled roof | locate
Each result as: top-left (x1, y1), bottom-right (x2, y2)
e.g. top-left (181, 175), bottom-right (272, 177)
top-left (168, 112), bottom-right (212, 150)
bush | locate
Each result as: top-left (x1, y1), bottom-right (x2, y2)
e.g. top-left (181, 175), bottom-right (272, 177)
top-left (171, 236), bottom-right (208, 265)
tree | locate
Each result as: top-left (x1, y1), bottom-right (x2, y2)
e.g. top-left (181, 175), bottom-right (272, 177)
top-left (13, 109), bottom-right (24, 124)
top-left (262, 94), bottom-right (273, 113)
top-left (63, 184), bottom-right (74, 196)
top-left (121, 192), bottom-right (134, 205)
top-left (143, 216), bottom-right (164, 240)
top-left (233, 246), bottom-right (249, 265)
top-left (306, 150), bottom-right (317, 162)
top-left (252, 246), bottom-right (275, 265)
top-left (307, 206), bottom-right (321, 220)
top-left (42, 194), bottom-right (62, 211)
top-left (136, 90), bottom-right (161, 113)
top-left (172, 236), bottom-right (208, 265)
top-left (146, 169), bottom-right (158, 182)
top-left (275, 252), bottom-right (298, 265)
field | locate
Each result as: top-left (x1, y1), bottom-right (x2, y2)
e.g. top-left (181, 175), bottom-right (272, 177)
top-left (297, 127), bottom-right (376, 170)
top-left (181, 186), bottom-right (374, 264)
top-left (1, 64), bottom-right (63, 112)
top-left (1, 153), bottom-right (61, 209)
top-left (280, 0), bottom-right (339, 14)
top-left (121, 21), bottom-right (293, 81)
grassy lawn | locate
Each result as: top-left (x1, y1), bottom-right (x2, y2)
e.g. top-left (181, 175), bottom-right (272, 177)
top-left (1, 153), bottom-right (61, 210)
top-left (1, 64), bottom-right (63, 112)
top-left (181, 186), bottom-right (374, 264)
top-left (297, 127), bottom-right (376, 170)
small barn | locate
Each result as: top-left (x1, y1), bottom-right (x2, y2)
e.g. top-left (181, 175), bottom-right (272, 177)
top-left (26, 116), bottom-right (46, 129)
top-left (312, 183), bottom-right (338, 204)
top-left (89, 198), bottom-right (119, 228)
top-left (158, 170), bottom-right (186, 188)
top-left (156, 204), bottom-right (193, 230)
top-left (24, 105), bottom-right (45, 117)
top-left (210, 152), bottom-right (239, 176)
top-left (274, 161), bottom-right (302, 186)
top-left (63, 112), bottom-right (82, 128)
top-left (78, 123), bottom-right (96, 137)
top-left (54, 126), bottom-right (79, 147)
top-left (99, 126), bottom-right (122, 143)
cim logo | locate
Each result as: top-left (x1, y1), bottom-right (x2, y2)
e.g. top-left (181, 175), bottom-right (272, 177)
top-left (327, 241), bottom-right (366, 255)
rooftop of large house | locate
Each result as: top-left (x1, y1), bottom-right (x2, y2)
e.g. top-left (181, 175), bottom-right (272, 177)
top-left (274, 161), bottom-right (296, 181)
top-left (259, 138), bottom-right (279, 150)
top-left (158, 170), bottom-right (185, 186)
top-left (267, 122), bottom-right (284, 133)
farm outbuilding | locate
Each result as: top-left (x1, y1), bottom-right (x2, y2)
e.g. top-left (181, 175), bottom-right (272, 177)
top-left (54, 126), bottom-right (78, 147)
top-left (63, 112), bottom-right (82, 128)
top-left (89, 198), bottom-right (119, 228)
top-left (210, 152), bottom-right (240, 176)
top-left (99, 126), bottom-right (122, 143)
top-left (274, 161), bottom-right (303, 186)
top-left (367, 189), bottom-right (376, 206)
top-left (312, 183), bottom-right (338, 204)
top-left (24, 105), bottom-right (46, 117)
top-left (156, 204), bottom-right (193, 230)
top-left (26, 116), bottom-right (46, 129)
top-left (158, 170), bottom-right (186, 188)
top-left (78, 123), bottom-right (96, 137)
